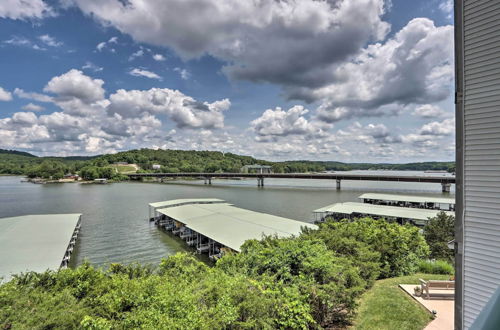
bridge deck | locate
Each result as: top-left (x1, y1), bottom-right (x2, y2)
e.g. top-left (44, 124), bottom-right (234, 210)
top-left (128, 172), bottom-right (455, 184)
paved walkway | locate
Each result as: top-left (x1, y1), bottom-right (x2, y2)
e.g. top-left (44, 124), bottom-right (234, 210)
top-left (399, 284), bottom-right (454, 330)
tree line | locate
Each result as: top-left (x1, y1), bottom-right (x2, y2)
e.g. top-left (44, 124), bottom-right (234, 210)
top-left (0, 148), bottom-right (455, 179)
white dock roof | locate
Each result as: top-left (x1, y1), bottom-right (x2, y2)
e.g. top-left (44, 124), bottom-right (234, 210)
top-left (313, 202), bottom-right (454, 221)
top-left (0, 214), bottom-right (81, 282)
top-left (157, 203), bottom-right (317, 252)
top-left (359, 193), bottom-right (455, 205)
top-left (149, 198), bottom-right (226, 209)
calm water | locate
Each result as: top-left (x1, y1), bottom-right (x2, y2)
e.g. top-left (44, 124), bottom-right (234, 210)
top-left (0, 171), bottom-right (455, 268)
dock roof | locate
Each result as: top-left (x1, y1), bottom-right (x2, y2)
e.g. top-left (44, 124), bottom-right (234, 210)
top-left (358, 193), bottom-right (455, 205)
top-left (0, 214), bottom-right (81, 282)
top-left (149, 198), bottom-right (226, 209)
top-left (313, 202), bottom-right (454, 221)
top-left (157, 203), bottom-right (317, 252)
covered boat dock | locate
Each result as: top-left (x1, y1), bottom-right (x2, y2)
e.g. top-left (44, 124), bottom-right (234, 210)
top-left (0, 214), bottom-right (81, 282)
top-left (313, 202), bottom-right (454, 226)
top-left (148, 198), bottom-right (226, 221)
top-left (153, 199), bottom-right (317, 259)
top-left (359, 193), bottom-right (455, 211)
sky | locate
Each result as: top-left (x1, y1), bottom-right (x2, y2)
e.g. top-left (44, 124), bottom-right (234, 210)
top-left (0, 0), bottom-right (455, 162)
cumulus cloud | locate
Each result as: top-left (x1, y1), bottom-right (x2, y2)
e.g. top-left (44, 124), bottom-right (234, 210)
top-left (129, 68), bottom-right (162, 80)
top-left (412, 104), bottom-right (448, 118)
top-left (0, 87), bottom-right (12, 101)
top-left (44, 69), bottom-right (105, 103)
top-left (22, 103), bottom-right (45, 111)
top-left (108, 88), bottom-right (230, 129)
top-left (14, 88), bottom-right (53, 103)
top-left (310, 18), bottom-right (453, 121)
top-left (70, 0), bottom-right (389, 88)
top-left (250, 105), bottom-right (331, 141)
top-left (0, 69), bottom-right (232, 155)
top-left (337, 122), bottom-right (401, 144)
top-left (153, 54), bottom-right (166, 61)
top-left (419, 118), bottom-right (455, 136)
top-left (0, 0), bottom-right (53, 20)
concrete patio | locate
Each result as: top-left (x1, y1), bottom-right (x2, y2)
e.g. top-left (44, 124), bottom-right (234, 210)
top-left (399, 284), bottom-right (454, 330)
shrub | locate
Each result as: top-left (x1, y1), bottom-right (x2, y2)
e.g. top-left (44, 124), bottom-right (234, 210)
top-left (417, 260), bottom-right (454, 275)
top-left (217, 236), bottom-right (366, 327)
top-left (303, 217), bottom-right (430, 279)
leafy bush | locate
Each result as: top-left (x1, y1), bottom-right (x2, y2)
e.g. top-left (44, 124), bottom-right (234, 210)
top-left (303, 217), bottom-right (430, 279)
top-left (417, 260), bottom-right (454, 275)
top-left (217, 236), bottom-right (366, 327)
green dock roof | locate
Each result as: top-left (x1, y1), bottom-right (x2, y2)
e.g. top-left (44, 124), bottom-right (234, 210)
top-left (313, 202), bottom-right (454, 221)
top-left (358, 193), bottom-right (455, 205)
top-left (157, 203), bottom-right (317, 252)
top-left (0, 214), bottom-right (81, 282)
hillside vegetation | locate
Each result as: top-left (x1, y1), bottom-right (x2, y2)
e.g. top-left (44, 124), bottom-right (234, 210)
top-left (0, 148), bottom-right (455, 179)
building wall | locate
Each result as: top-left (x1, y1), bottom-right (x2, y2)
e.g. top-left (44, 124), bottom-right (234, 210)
top-left (456, 0), bottom-right (500, 328)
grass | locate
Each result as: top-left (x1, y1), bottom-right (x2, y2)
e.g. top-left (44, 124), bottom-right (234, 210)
top-left (352, 273), bottom-right (451, 330)
top-left (111, 165), bottom-right (137, 173)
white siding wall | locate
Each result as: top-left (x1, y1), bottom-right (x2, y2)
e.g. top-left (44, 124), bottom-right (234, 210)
top-left (463, 0), bottom-right (500, 328)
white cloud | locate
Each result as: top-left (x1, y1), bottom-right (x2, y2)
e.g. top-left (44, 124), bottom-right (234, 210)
top-left (337, 121), bottom-right (401, 144)
top-left (14, 88), bottom-right (53, 103)
top-left (128, 49), bottom-right (144, 61)
top-left (4, 36), bottom-right (46, 50)
top-left (310, 18), bottom-right (453, 121)
top-left (108, 88), bottom-right (230, 129)
top-left (82, 61), bottom-right (103, 72)
top-left (129, 68), bottom-right (162, 80)
top-left (250, 105), bottom-right (331, 141)
top-left (174, 67), bottom-right (190, 80)
top-left (419, 118), bottom-right (455, 136)
top-left (412, 104), bottom-right (448, 119)
top-left (96, 41), bottom-right (106, 51)
top-left (153, 54), bottom-right (166, 61)
top-left (0, 87), bottom-right (12, 101)
top-left (22, 103), bottom-right (45, 111)
top-left (439, 0), bottom-right (453, 20)
top-left (96, 36), bottom-right (118, 52)
top-left (38, 34), bottom-right (62, 47)
top-left (44, 69), bottom-right (105, 103)
top-left (0, 0), bottom-right (53, 20)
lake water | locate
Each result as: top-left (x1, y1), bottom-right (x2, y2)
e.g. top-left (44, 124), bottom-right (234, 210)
top-left (0, 171), bottom-right (455, 268)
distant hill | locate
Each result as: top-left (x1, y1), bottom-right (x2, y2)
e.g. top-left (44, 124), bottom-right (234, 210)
top-left (0, 149), bottom-right (37, 157)
top-left (0, 148), bottom-right (455, 178)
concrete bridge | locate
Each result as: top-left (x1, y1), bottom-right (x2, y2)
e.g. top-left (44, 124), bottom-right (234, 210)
top-left (127, 172), bottom-right (456, 192)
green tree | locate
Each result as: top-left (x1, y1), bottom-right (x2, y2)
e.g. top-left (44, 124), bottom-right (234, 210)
top-left (423, 212), bottom-right (455, 262)
top-left (304, 217), bottom-right (430, 278)
top-left (79, 166), bottom-right (99, 180)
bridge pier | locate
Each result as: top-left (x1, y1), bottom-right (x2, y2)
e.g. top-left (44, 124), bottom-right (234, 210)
top-left (442, 183), bottom-right (451, 193)
top-left (204, 177), bottom-right (212, 185)
top-left (336, 179), bottom-right (341, 190)
top-left (257, 177), bottom-right (264, 187)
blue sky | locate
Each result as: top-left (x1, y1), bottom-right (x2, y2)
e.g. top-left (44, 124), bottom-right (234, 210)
top-left (0, 0), bottom-right (455, 162)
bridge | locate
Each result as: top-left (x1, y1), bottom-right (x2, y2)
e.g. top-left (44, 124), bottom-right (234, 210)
top-left (127, 172), bottom-right (456, 192)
